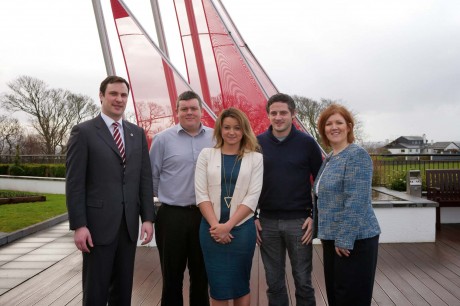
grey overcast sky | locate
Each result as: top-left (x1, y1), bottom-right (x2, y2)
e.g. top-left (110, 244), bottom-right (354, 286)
top-left (1, 0), bottom-right (459, 142)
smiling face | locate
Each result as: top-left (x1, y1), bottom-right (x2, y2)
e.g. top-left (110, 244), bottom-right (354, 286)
top-left (221, 116), bottom-right (243, 149)
top-left (100, 82), bottom-right (129, 121)
top-left (177, 98), bottom-right (202, 135)
top-left (324, 112), bottom-right (351, 149)
top-left (268, 102), bottom-right (295, 138)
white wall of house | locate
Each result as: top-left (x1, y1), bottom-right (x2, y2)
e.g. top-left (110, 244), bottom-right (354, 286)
top-left (445, 143), bottom-right (460, 152)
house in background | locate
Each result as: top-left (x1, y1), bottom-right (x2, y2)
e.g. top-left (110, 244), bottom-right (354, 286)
top-left (426, 142), bottom-right (460, 154)
top-left (383, 135), bottom-right (428, 155)
top-left (382, 135), bottom-right (460, 158)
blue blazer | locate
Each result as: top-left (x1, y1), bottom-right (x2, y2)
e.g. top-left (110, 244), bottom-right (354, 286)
top-left (313, 144), bottom-right (380, 250)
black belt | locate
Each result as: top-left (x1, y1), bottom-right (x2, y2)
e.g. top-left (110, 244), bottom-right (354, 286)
top-left (161, 203), bottom-right (199, 209)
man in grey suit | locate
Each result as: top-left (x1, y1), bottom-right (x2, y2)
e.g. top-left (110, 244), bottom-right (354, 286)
top-left (66, 76), bottom-right (155, 305)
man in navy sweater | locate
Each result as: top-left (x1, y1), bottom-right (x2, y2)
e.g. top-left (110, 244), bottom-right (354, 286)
top-left (256, 93), bottom-right (323, 306)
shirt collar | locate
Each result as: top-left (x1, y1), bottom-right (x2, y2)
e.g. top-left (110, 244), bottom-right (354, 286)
top-left (100, 112), bottom-right (123, 130)
top-left (268, 124), bottom-right (296, 141)
top-left (176, 123), bottom-right (206, 135)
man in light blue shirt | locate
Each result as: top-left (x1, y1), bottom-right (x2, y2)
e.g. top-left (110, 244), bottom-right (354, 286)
top-left (149, 91), bottom-right (213, 306)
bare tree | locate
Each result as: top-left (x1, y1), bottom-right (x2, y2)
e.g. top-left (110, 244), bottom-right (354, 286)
top-left (0, 76), bottom-right (98, 154)
top-left (293, 96), bottom-right (333, 145)
top-left (0, 115), bottom-right (24, 155)
top-left (20, 133), bottom-right (44, 155)
top-left (293, 95), bottom-right (364, 150)
top-left (135, 101), bottom-right (174, 135)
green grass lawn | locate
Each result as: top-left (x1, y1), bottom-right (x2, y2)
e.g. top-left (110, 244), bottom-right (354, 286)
top-left (0, 191), bottom-right (67, 233)
top-left (372, 159), bottom-right (460, 187)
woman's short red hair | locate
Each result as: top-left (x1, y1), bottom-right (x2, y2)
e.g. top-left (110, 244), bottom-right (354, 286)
top-left (317, 104), bottom-right (355, 147)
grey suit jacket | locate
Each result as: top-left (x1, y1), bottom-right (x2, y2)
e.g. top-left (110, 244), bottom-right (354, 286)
top-left (66, 115), bottom-right (154, 245)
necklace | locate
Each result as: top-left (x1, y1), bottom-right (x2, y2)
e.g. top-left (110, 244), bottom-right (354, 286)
top-left (222, 153), bottom-right (238, 209)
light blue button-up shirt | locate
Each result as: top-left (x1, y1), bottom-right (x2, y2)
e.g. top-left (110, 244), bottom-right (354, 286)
top-left (149, 124), bottom-right (214, 206)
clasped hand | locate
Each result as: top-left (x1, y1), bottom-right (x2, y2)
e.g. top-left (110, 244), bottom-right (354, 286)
top-left (210, 223), bottom-right (233, 244)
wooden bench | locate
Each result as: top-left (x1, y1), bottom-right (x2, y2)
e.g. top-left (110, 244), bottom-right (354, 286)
top-left (426, 169), bottom-right (460, 228)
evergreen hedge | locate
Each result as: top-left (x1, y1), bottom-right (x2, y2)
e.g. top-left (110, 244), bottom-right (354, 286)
top-left (0, 164), bottom-right (66, 178)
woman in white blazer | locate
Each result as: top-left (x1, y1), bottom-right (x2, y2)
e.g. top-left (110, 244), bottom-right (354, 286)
top-left (195, 108), bottom-right (263, 306)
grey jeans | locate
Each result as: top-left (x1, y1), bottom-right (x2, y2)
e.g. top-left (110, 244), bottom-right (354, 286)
top-left (259, 217), bottom-right (316, 306)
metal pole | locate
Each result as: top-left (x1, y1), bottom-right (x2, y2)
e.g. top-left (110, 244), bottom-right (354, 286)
top-left (150, 0), bottom-right (170, 56)
top-left (149, 0), bottom-right (178, 123)
top-left (92, 0), bottom-right (116, 76)
top-left (183, 0), bottom-right (212, 106)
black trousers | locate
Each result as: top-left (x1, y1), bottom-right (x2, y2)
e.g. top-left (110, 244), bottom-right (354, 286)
top-left (155, 204), bottom-right (209, 306)
top-left (322, 235), bottom-right (379, 306)
top-left (82, 214), bottom-right (137, 306)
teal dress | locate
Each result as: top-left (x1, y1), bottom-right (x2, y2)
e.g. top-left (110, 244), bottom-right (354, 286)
top-left (199, 154), bottom-right (256, 300)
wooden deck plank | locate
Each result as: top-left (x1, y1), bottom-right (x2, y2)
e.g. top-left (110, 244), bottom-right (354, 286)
top-left (374, 266), bottom-right (413, 306)
top-left (2, 224), bottom-right (460, 305)
top-left (384, 244), bottom-right (459, 305)
top-left (250, 247), bottom-right (260, 306)
top-left (378, 244), bottom-right (447, 306)
top-left (66, 293), bottom-right (82, 306)
top-left (312, 244), bottom-right (328, 306)
top-left (131, 247), bottom-right (162, 306)
top-left (402, 243), bottom-right (460, 297)
top-left (0, 251), bottom-right (81, 305)
top-left (255, 246), bottom-right (268, 306)
top-left (49, 281), bottom-right (81, 306)
top-left (376, 247), bottom-right (430, 306)
top-left (34, 273), bottom-right (81, 306)
top-left (371, 281), bottom-right (396, 306)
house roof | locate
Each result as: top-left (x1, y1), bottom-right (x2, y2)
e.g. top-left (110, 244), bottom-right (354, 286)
top-left (385, 143), bottom-right (421, 149)
top-left (429, 142), bottom-right (452, 150)
top-left (400, 136), bottom-right (423, 141)
top-left (430, 141), bottom-right (460, 150)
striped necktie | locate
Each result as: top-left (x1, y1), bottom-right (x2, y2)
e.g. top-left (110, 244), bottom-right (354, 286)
top-left (112, 122), bottom-right (126, 164)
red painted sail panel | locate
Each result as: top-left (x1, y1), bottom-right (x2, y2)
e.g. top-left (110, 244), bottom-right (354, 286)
top-left (174, 0), bottom-right (319, 138)
top-left (110, 0), bottom-right (215, 147)
top-left (174, 0), bottom-right (270, 135)
top-left (210, 0), bottom-right (278, 97)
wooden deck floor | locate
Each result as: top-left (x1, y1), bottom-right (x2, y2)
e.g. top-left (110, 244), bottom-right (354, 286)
top-left (1, 224), bottom-right (460, 305)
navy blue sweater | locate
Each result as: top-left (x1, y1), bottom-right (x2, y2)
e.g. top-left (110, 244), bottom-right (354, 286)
top-left (257, 125), bottom-right (323, 219)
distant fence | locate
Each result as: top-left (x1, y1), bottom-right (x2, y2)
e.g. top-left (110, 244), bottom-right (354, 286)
top-left (0, 155), bottom-right (66, 164)
top-left (371, 153), bottom-right (460, 187)
top-left (1, 154), bottom-right (460, 188)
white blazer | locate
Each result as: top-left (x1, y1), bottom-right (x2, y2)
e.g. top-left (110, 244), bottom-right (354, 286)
top-left (195, 147), bottom-right (263, 226)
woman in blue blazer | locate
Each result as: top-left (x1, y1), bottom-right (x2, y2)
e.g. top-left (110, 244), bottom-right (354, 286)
top-left (313, 104), bottom-right (381, 306)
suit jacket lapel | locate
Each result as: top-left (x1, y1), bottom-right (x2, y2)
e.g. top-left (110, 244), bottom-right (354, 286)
top-left (123, 121), bottom-right (133, 161)
top-left (94, 115), bottom-right (123, 160)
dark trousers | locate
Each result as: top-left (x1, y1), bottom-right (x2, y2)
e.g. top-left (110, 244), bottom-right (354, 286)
top-left (155, 204), bottom-right (209, 306)
top-left (82, 215), bottom-right (137, 306)
top-left (322, 235), bottom-right (379, 306)
top-left (259, 217), bottom-right (316, 306)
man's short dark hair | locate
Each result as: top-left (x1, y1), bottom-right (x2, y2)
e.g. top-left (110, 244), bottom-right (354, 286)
top-left (176, 91), bottom-right (203, 111)
top-left (99, 76), bottom-right (130, 95)
top-left (266, 93), bottom-right (296, 114)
